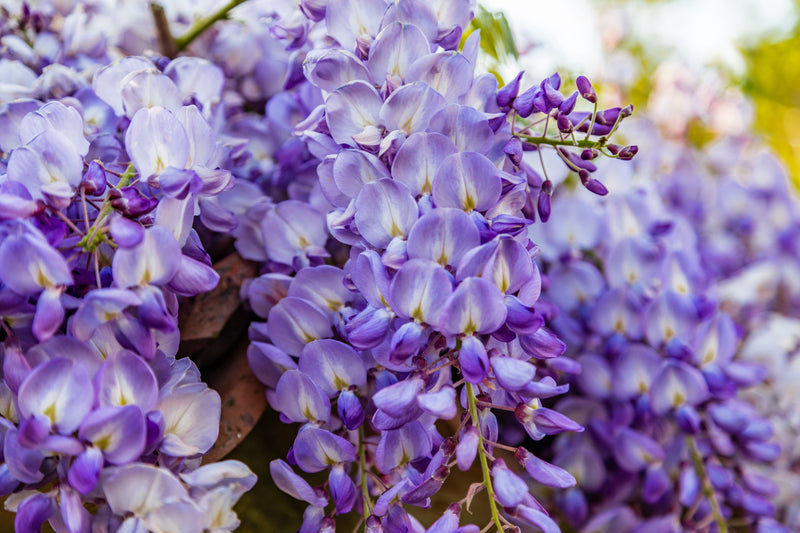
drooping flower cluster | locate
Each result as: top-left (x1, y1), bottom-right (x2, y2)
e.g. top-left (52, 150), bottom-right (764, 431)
top-left (0, 2), bottom-right (261, 530)
top-left (229, 0), bottom-right (637, 531)
top-left (519, 107), bottom-right (789, 531)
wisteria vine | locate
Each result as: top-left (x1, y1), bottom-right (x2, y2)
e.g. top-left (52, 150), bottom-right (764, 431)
top-left (0, 0), bottom-right (795, 532)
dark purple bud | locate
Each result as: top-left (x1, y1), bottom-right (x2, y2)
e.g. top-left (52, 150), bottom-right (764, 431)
top-left (606, 144), bottom-right (622, 155)
top-left (576, 76), bottom-right (596, 103)
top-left (82, 161), bottom-right (107, 196)
top-left (537, 190), bottom-right (551, 223)
top-left (618, 145), bottom-right (638, 160)
top-left (497, 72), bottom-right (524, 108)
top-left (109, 186), bottom-right (158, 217)
top-left (513, 87), bottom-right (537, 118)
top-left (581, 149), bottom-right (598, 160)
top-left (556, 114), bottom-right (572, 133)
top-left (584, 179), bottom-right (608, 196)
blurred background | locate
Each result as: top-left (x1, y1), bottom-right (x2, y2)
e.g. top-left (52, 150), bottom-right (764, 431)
top-left (476, 0), bottom-right (800, 187)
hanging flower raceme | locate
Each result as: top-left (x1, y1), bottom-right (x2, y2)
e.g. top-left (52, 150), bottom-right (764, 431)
top-left (233, 0), bottom-right (636, 531)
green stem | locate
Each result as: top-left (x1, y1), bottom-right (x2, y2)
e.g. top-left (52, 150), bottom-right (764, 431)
top-left (174, 0), bottom-right (249, 52)
top-left (79, 163), bottom-right (135, 252)
top-left (358, 426), bottom-right (373, 520)
top-left (518, 133), bottom-right (605, 150)
top-left (466, 383), bottom-right (505, 533)
top-left (687, 436), bottom-right (728, 533)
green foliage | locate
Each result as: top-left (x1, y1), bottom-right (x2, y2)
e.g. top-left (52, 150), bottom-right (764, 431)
top-left (741, 18), bottom-right (800, 189)
top-left (461, 5), bottom-right (518, 83)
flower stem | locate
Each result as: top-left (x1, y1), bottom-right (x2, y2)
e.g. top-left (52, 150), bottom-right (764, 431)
top-left (687, 436), bottom-right (728, 533)
top-left (518, 133), bottom-right (606, 150)
top-left (358, 426), bottom-right (373, 519)
top-left (79, 163), bottom-right (135, 252)
top-left (466, 383), bottom-right (505, 533)
top-left (149, 2), bottom-right (178, 58)
top-left (174, 0), bottom-right (249, 52)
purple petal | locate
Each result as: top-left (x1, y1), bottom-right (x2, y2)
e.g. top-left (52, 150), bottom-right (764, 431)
top-left (372, 377), bottom-right (425, 418)
top-left (406, 208), bottom-right (480, 267)
top-left (166, 253), bottom-right (220, 297)
top-left (79, 405), bottom-right (146, 465)
top-left (270, 459), bottom-right (328, 507)
top-left (381, 81), bottom-right (447, 135)
top-left (3, 429), bottom-right (44, 483)
top-left (275, 369), bottom-right (331, 424)
top-left (491, 459), bottom-right (528, 507)
top-left (95, 349), bottom-right (158, 411)
top-left (389, 258), bottom-right (453, 324)
top-left (293, 426), bottom-right (356, 473)
top-left (267, 297), bottom-right (332, 356)
top-left (354, 179), bottom-right (418, 248)
top-left (68, 445), bottom-right (103, 494)
top-left (124, 106), bottom-right (188, 182)
top-left (417, 386), bottom-right (456, 419)
top-left (18, 358), bottom-right (92, 435)
top-left (325, 81), bottom-right (383, 147)
top-left (515, 448), bottom-right (576, 489)
top-left (490, 356), bottom-right (536, 391)
top-left (375, 421), bottom-right (432, 473)
top-left (304, 49), bottom-right (372, 92)
top-left (329, 464), bottom-right (357, 514)
top-left (103, 463), bottom-right (187, 516)
top-left (14, 493), bottom-right (56, 533)
top-left (428, 104), bottom-right (493, 154)
top-left (299, 339), bottom-right (367, 396)
top-left (155, 385), bottom-right (220, 456)
top-left (407, 52), bottom-right (472, 102)
top-left (112, 226), bottom-right (181, 288)
top-left (458, 335), bottom-right (489, 384)
top-left (432, 152), bottom-right (501, 212)
top-left (438, 277), bottom-right (507, 335)
top-left (391, 131), bottom-right (458, 196)
top-left (650, 361), bottom-right (709, 415)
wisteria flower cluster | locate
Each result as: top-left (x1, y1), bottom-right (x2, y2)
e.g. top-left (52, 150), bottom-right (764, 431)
top-left (2, 0), bottom-right (797, 532)
top-left (224, 0), bottom-right (637, 532)
top-left (0, 2), bottom-right (260, 531)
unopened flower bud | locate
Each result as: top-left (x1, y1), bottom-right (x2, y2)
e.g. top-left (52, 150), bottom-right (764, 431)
top-left (576, 75), bottom-right (597, 103)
